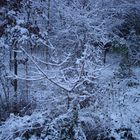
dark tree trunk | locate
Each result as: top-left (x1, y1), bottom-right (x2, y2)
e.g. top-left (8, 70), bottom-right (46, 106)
top-left (13, 46), bottom-right (18, 93)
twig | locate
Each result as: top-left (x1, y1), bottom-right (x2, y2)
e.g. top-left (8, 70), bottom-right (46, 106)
top-left (20, 47), bottom-right (71, 92)
top-left (33, 53), bottom-right (70, 66)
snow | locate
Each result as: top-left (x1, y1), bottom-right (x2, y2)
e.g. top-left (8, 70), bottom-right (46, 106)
top-left (0, 0), bottom-right (140, 139)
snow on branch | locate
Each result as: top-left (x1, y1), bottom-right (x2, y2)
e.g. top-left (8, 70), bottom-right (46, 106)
top-left (20, 47), bottom-right (87, 93)
top-left (20, 47), bottom-right (71, 92)
top-left (32, 53), bottom-right (71, 66)
top-left (7, 74), bottom-right (46, 81)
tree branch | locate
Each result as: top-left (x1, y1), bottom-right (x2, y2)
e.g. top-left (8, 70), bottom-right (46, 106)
top-left (20, 47), bottom-right (71, 92)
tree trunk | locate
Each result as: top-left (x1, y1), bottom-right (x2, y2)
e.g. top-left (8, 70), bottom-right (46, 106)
top-left (25, 60), bottom-right (29, 101)
top-left (13, 41), bottom-right (18, 113)
top-left (46, 0), bottom-right (51, 62)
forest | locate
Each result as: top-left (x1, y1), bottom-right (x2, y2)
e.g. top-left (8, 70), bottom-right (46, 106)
top-left (0, 0), bottom-right (140, 139)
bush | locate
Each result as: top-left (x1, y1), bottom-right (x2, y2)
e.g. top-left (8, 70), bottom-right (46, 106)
top-left (0, 96), bottom-right (36, 122)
